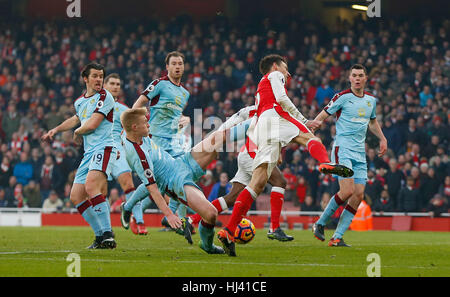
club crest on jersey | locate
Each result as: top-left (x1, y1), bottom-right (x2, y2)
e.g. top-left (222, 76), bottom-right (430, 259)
top-left (367, 101), bottom-right (372, 107)
top-left (358, 108), bottom-right (366, 117)
top-left (96, 100), bottom-right (104, 109)
top-left (144, 168), bottom-right (153, 179)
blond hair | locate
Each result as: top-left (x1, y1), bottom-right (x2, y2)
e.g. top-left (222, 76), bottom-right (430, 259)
top-left (120, 107), bottom-right (148, 133)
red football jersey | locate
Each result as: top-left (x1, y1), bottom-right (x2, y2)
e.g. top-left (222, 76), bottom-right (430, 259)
top-left (255, 72), bottom-right (288, 117)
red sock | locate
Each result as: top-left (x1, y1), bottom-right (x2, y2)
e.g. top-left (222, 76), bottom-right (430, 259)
top-left (189, 198), bottom-right (226, 225)
top-left (270, 187), bottom-right (284, 230)
top-left (225, 188), bottom-right (255, 233)
top-left (307, 139), bottom-right (330, 164)
top-left (189, 213), bottom-right (202, 225)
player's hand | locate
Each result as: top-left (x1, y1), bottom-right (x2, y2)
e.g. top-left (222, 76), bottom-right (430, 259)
top-left (41, 128), bottom-right (57, 142)
top-left (167, 213), bottom-right (182, 229)
top-left (73, 133), bottom-right (83, 146)
top-left (277, 153), bottom-right (283, 165)
top-left (378, 138), bottom-right (387, 157)
top-left (306, 120), bottom-right (322, 132)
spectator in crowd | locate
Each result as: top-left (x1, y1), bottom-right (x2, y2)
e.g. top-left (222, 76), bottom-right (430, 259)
top-left (372, 189), bottom-right (395, 213)
top-left (13, 151), bottom-right (33, 186)
top-left (23, 180), bottom-right (42, 208)
top-left (0, 187), bottom-right (9, 207)
top-left (385, 158), bottom-right (405, 206)
top-left (397, 176), bottom-right (421, 212)
top-left (198, 170), bottom-right (215, 199)
top-left (365, 170), bottom-right (383, 203)
top-left (439, 176), bottom-right (450, 200)
top-left (282, 167), bottom-right (297, 202)
top-left (1, 104), bottom-right (21, 142)
top-left (109, 188), bottom-right (123, 213)
top-left (4, 176), bottom-right (18, 207)
top-left (426, 193), bottom-right (448, 217)
top-left (295, 176), bottom-right (308, 206)
top-left (42, 190), bottom-right (63, 213)
top-left (38, 155), bottom-right (62, 199)
top-left (0, 156), bottom-right (13, 188)
top-left (300, 195), bottom-right (320, 212)
top-left (419, 166), bottom-right (441, 209)
top-left (208, 172), bottom-right (231, 202)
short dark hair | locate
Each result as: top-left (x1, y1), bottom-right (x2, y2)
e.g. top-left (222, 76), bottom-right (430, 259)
top-left (165, 51), bottom-right (185, 65)
top-left (350, 64), bottom-right (367, 75)
top-left (105, 73), bottom-right (120, 84)
top-left (259, 54), bottom-right (287, 75)
top-left (81, 62), bottom-right (105, 79)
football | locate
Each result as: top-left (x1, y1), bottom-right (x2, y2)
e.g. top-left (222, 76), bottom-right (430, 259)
top-left (234, 218), bottom-right (256, 244)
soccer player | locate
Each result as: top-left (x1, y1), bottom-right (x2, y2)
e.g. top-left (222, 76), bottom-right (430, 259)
top-left (217, 54), bottom-right (353, 256)
top-left (42, 62), bottom-right (117, 249)
top-left (120, 107), bottom-right (238, 254)
top-left (311, 64), bottom-right (387, 247)
top-left (104, 73), bottom-right (147, 235)
top-left (130, 51), bottom-right (192, 225)
top-left (189, 110), bottom-right (294, 242)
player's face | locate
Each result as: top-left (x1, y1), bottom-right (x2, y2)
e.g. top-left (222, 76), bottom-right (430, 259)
top-left (166, 56), bottom-right (184, 80)
top-left (349, 69), bottom-right (367, 90)
top-left (104, 78), bottom-right (121, 98)
top-left (85, 69), bottom-right (104, 92)
top-left (275, 61), bottom-right (291, 82)
top-left (134, 115), bottom-right (150, 137)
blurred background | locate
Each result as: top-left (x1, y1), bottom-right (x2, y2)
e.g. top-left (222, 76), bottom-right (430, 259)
top-left (0, 0), bottom-right (448, 219)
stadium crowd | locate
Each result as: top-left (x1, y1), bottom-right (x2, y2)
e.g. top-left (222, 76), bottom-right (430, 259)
top-left (0, 15), bottom-right (448, 215)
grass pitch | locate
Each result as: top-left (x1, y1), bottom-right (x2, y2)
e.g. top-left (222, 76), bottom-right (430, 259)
top-left (0, 226), bottom-right (449, 277)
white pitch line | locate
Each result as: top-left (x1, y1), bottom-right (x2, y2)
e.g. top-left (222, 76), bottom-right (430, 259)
top-left (0, 256), bottom-right (444, 270)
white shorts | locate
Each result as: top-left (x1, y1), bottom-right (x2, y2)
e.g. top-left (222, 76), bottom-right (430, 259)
top-left (230, 150), bottom-right (254, 185)
top-left (250, 107), bottom-right (310, 176)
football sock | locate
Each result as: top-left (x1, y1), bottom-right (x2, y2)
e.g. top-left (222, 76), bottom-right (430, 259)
top-left (333, 205), bottom-right (357, 239)
top-left (316, 194), bottom-right (344, 226)
top-left (307, 139), bottom-right (331, 164)
top-left (124, 183), bottom-right (148, 212)
top-left (190, 197), bottom-right (227, 225)
top-left (225, 187), bottom-right (256, 233)
top-left (124, 188), bottom-right (144, 224)
top-left (91, 194), bottom-right (112, 233)
top-left (199, 220), bottom-right (215, 250)
top-left (176, 203), bottom-right (187, 218)
top-left (270, 187), bottom-right (285, 231)
top-left (140, 197), bottom-right (153, 211)
top-left (90, 194), bottom-right (112, 233)
top-left (168, 198), bottom-right (180, 215)
top-left (76, 200), bottom-right (103, 237)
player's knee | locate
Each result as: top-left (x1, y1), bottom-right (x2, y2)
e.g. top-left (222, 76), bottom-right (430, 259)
top-left (273, 176), bottom-right (287, 189)
top-left (339, 189), bottom-right (353, 200)
top-left (203, 207), bottom-right (218, 225)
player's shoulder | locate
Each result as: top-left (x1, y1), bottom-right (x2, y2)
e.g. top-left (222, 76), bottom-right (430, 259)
top-left (115, 100), bottom-right (129, 109)
top-left (364, 91), bottom-right (378, 101)
top-left (74, 93), bottom-right (85, 106)
top-left (329, 89), bottom-right (352, 102)
top-left (267, 71), bottom-right (284, 82)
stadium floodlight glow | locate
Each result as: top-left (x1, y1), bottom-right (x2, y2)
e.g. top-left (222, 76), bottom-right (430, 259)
top-left (351, 4), bottom-right (368, 11)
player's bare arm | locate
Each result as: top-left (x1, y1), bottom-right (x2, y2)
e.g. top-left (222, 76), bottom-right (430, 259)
top-left (74, 112), bottom-right (104, 136)
top-left (132, 94), bottom-right (149, 109)
top-left (146, 183), bottom-right (182, 229)
top-left (41, 115), bottom-right (80, 141)
top-left (310, 110), bottom-right (330, 132)
top-left (368, 118), bottom-right (388, 157)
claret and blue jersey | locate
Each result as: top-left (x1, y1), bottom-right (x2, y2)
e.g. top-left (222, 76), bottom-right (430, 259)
top-left (324, 89), bottom-right (377, 153)
top-left (74, 88), bottom-right (115, 154)
top-left (142, 76), bottom-right (190, 139)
